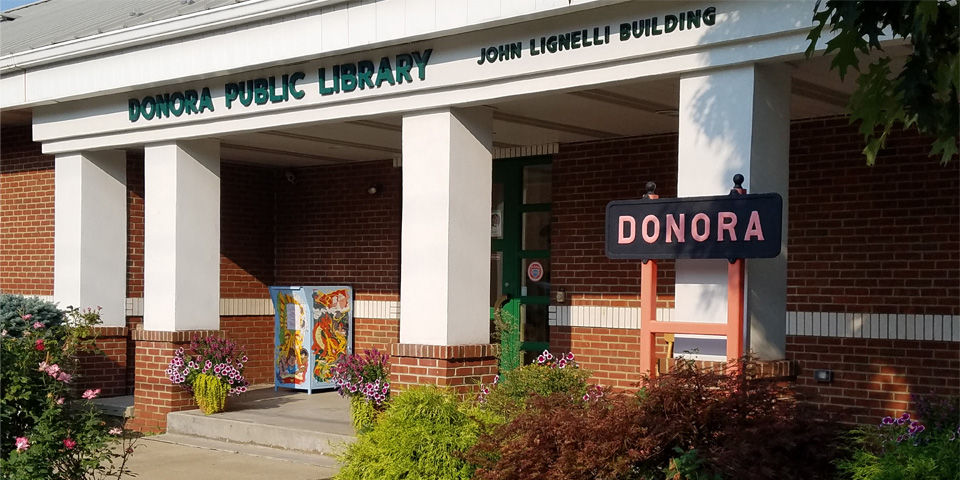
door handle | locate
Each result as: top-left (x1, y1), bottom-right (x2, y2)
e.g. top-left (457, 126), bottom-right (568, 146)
top-left (494, 294), bottom-right (510, 311)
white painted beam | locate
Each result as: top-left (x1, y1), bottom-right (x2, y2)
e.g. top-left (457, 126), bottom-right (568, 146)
top-left (143, 140), bottom-right (221, 331)
top-left (53, 150), bottom-right (127, 327)
top-left (399, 107), bottom-right (492, 345)
top-left (676, 64), bottom-right (790, 359)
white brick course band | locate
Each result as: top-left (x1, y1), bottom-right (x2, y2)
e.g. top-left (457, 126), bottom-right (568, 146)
top-left (493, 143), bottom-right (558, 159)
top-left (548, 305), bottom-right (960, 342)
top-left (11, 295), bottom-right (958, 340)
top-left (22, 296), bottom-right (402, 320)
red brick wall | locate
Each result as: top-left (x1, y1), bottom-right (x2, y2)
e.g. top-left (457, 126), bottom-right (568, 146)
top-left (128, 334), bottom-right (209, 433)
top-left (75, 327), bottom-right (129, 397)
top-left (273, 160), bottom-right (401, 294)
top-left (787, 336), bottom-right (960, 424)
top-left (389, 344), bottom-right (498, 397)
top-left (551, 326), bottom-right (670, 389)
top-left (221, 163), bottom-right (275, 297)
top-left (788, 117), bottom-right (959, 315)
top-left (355, 317), bottom-right (400, 354)
top-left (551, 118), bottom-right (959, 314)
top-left (0, 125), bottom-right (55, 295)
top-left (552, 134), bottom-right (678, 298)
top-left (126, 154), bottom-right (145, 297)
top-left (220, 315), bottom-right (274, 385)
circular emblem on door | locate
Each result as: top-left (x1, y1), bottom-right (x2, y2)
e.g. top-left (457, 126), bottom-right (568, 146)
top-left (527, 261), bottom-right (544, 282)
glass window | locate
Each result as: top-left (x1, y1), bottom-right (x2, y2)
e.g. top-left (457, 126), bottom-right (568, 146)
top-left (491, 182), bottom-right (504, 239)
top-left (522, 164), bottom-right (551, 204)
top-left (520, 303), bottom-right (549, 343)
top-left (522, 212), bottom-right (551, 251)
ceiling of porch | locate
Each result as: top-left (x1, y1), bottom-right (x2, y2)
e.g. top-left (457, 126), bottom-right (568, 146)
top-left (214, 50), bottom-right (865, 167)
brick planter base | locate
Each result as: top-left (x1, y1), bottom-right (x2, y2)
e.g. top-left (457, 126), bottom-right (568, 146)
top-left (389, 344), bottom-right (499, 398)
top-left (127, 329), bottom-right (224, 433)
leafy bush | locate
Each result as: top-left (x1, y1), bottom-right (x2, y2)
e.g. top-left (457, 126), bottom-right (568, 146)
top-left (335, 386), bottom-right (482, 480)
top-left (331, 348), bottom-right (390, 431)
top-left (0, 294), bottom-right (64, 338)
top-left (837, 409), bottom-right (960, 480)
top-left (480, 350), bottom-right (592, 414)
top-left (0, 306), bottom-right (138, 479)
top-left (468, 390), bottom-right (643, 480)
top-left (469, 358), bottom-right (841, 480)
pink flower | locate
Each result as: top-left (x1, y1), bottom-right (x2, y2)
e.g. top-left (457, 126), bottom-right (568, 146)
top-left (38, 361), bottom-right (49, 372)
top-left (56, 397), bottom-right (65, 405)
top-left (21, 314), bottom-right (33, 321)
top-left (32, 321), bottom-right (44, 329)
top-left (63, 438), bottom-right (76, 450)
top-left (35, 339), bottom-right (45, 351)
top-left (57, 372), bottom-right (72, 383)
top-left (15, 437), bottom-right (29, 452)
top-left (82, 389), bottom-right (101, 400)
top-left (108, 427), bottom-right (123, 436)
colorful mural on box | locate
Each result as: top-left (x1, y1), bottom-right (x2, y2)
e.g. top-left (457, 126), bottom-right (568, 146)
top-left (274, 291), bottom-right (309, 385)
top-left (312, 288), bottom-right (350, 382)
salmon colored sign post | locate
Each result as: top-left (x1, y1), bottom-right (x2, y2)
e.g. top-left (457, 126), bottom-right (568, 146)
top-left (635, 177), bottom-right (751, 377)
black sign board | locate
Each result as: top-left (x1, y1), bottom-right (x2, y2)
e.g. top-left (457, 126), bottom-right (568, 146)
top-left (605, 192), bottom-right (783, 260)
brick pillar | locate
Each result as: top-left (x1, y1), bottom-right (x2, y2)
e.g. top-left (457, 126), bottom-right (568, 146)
top-left (389, 344), bottom-right (499, 398)
top-left (76, 326), bottom-right (130, 397)
top-left (127, 329), bottom-right (223, 433)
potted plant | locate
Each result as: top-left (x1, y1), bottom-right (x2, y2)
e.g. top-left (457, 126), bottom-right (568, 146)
top-left (166, 335), bottom-right (249, 415)
top-left (330, 348), bottom-right (390, 432)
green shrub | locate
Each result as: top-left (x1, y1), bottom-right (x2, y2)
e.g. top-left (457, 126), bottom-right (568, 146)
top-left (1, 306), bottom-right (138, 479)
top-left (837, 409), bottom-right (960, 480)
top-left (335, 386), bottom-right (481, 480)
top-left (0, 294), bottom-right (64, 338)
top-left (481, 350), bottom-right (592, 413)
top-left (469, 358), bottom-right (841, 480)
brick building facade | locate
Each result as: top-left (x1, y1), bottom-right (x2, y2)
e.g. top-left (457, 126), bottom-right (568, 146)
top-left (3, 116), bottom-right (957, 429)
top-left (1, 0), bottom-right (957, 433)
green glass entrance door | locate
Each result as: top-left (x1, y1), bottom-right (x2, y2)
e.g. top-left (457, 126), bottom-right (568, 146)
top-left (490, 156), bottom-right (552, 370)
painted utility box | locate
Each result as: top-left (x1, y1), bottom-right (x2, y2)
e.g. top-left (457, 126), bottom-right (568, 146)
top-left (269, 286), bottom-right (354, 393)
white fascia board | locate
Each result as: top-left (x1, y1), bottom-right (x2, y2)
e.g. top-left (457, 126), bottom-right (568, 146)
top-left (0, 0), bottom-right (621, 110)
top-left (38, 28), bottom-right (815, 155)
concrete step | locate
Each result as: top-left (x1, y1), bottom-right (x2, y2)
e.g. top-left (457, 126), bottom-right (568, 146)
top-left (92, 395), bottom-right (134, 418)
top-left (143, 433), bottom-right (341, 475)
top-left (166, 389), bottom-right (355, 456)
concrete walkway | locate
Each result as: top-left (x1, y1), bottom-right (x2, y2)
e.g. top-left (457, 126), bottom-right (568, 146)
top-left (121, 387), bottom-right (351, 479)
top-left (125, 435), bottom-right (338, 480)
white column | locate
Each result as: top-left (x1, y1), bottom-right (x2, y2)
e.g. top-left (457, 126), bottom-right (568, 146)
top-left (676, 64), bottom-right (790, 359)
top-left (399, 107), bottom-right (493, 345)
top-left (54, 150), bottom-right (127, 327)
top-left (143, 140), bottom-right (220, 332)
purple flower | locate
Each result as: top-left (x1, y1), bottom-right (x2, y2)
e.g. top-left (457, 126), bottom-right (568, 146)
top-left (881, 416), bottom-right (894, 425)
top-left (537, 355), bottom-right (545, 364)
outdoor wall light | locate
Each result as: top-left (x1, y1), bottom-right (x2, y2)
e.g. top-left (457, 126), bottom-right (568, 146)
top-left (367, 184), bottom-right (381, 195)
top-left (555, 287), bottom-right (566, 304)
top-left (814, 369), bottom-right (833, 383)
top-left (284, 170), bottom-right (296, 184)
